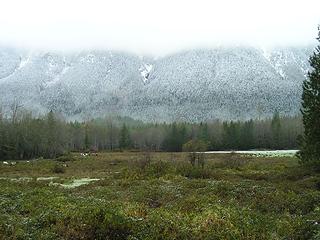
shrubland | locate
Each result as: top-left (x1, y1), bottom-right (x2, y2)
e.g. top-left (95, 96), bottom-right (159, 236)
top-left (0, 152), bottom-right (319, 239)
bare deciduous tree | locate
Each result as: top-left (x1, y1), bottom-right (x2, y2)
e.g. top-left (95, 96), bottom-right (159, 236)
top-left (10, 99), bottom-right (23, 124)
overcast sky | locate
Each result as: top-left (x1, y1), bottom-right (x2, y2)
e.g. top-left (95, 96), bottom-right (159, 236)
top-left (0, 0), bottom-right (319, 55)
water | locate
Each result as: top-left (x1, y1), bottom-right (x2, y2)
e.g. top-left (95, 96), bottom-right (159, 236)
top-left (203, 150), bottom-right (298, 157)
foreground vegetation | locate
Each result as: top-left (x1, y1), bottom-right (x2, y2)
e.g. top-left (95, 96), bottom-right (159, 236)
top-left (0, 152), bottom-right (319, 239)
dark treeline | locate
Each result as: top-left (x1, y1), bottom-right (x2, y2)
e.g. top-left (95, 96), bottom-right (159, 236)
top-left (0, 109), bottom-right (303, 160)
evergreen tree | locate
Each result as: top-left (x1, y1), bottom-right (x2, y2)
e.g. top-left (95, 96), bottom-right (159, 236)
top-left (0, 110), bottom-right (3, 159)
top-left (240, 120), bottom-right (254, 150)
top-left (45, 110), bottom-right (64, 158)
top-left (162, 123), bottom-right (178, 152)
top-left (299, 27), bottom-right (320, 168)
top-left (46, 110), bottom-right (57, 158)
top-left (271, 110), bottom-right (281, 149)
top-left (222, 121), bottom-right (240, 149)
top-left (199, 122), bottom-right (211, 146)
top-left (162, 123), bottom-right (187, 152)
top-left (107, 119), bottom-right (115, 151)
top-left (119, 124), bottom-right (132, 150)
top-left (84, 123), bottom-right (90, 150)
top-left (178, 124), bottom-right (187, 150)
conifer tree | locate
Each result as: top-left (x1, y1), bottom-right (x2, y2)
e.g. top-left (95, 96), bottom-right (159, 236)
top-left (84, 123), bottom-right (90, 150)
top-left (271, 110), bottom-right (281, 149)
top-left (240, 120), bottom-right (254, 150)
top-left (162, 123), bottom-right (187, 152)
top-left (299, 26), bottom-right (320, 168)
top-left (119, 124), bottom-right (132, 150)
top-left (0, 107), bottom-right (3, 159)
top-left (46, 110), bottom-right (58, 158)
top-left (45, 110), bottom-right (67, 158)
top-left (199, 122), bottom-right (210, 146)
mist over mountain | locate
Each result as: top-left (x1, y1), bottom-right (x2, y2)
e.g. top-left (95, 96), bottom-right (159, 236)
top-left (0, 45), bottom-right (314, 122)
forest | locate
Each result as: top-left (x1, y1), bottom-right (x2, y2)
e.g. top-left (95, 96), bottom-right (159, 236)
top-left (0, 107), bottom-right (302, 160)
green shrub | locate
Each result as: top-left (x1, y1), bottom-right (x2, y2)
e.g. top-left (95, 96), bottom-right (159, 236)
top-left (176, 164), bottom-right (212, 179)
top-left (147, 161), bottom-right (172, 177)
top-left (60, 207), bottom-right (133, 240)
top-left (55, 153), bottom-right (75, 162)
top-left (219, 154), bottom-right (248, 169)
top-left (1, 152), bottom-right (320, 239)
top-left (135, 152), bottom-right (152, 171)
top-left (52, 164), bottom-right (65, 174)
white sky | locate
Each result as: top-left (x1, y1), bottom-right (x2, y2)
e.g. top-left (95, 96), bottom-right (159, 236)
top-left (0, 0), bottom-right (319, 55)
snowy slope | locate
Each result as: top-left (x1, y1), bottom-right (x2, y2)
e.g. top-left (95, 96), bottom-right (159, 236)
top-left (0, 45), bottom-right (314, 122)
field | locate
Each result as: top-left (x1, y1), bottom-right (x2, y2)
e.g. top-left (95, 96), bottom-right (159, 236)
top-left (0, 152), bottom-right (320, 239)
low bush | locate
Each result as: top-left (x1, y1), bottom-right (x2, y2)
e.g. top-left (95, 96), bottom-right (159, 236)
top-left (219, 153), bottom-right (248, 169)
top-left (176, 164), bottom-right (212, 179)
top-left (52, 164), bottom-right (65, 174)
top-left (135, 152), bottom-right (152, 171)
top-left (147, 161), bottom-right (172, 177)
top-left (1, 152), bottom-right (320, 239)
top-left (127, 156), bottom-right (172, 179)
top-left (55, 153), bottom-right (75, 162)
top-left (58, 206), bottom-right (134, 240)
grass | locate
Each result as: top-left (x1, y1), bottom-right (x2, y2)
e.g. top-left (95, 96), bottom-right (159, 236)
top-left (0, 152), bottom-right (320, 239)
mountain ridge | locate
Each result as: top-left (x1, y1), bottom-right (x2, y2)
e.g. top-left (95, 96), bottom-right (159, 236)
top-left (0, 45), bottom-right (314, 122)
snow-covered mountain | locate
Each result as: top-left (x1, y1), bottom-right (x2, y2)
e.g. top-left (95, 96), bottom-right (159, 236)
top-left (0, 46), bottom-right (314, 122)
